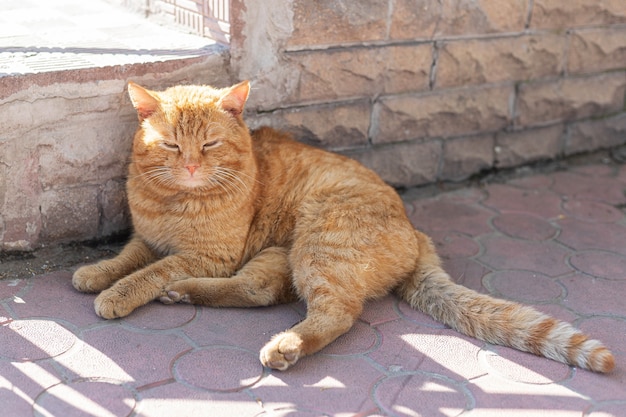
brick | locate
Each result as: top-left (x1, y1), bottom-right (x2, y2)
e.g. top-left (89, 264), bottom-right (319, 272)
top-left (566, 113), bottom-right (626, 155)
top-left (436, 34), bottom-right (566, 88)
top-left (568, 27), bottom-right (626, 74)
top-left (40, 186), bottom-right (99, 243)
top-left (515, 73), bottom-right (626, 126)
top-left (374, 85), bottom-right (512, 143)
top-left (495, 124), bottom-right (565, 168)
top-left (530, 0), bottom-right (626, 29)
top-left (289, 44), bottom-right (431, 103)
top-left (99, 179), bottom-right (130, 237)
top-left (347, 140), bottom-right (442, 187)
top-left (441, 134), bottom-right (495, 181)
top-left (288, 0), bottom-right (388, 47)
top-left (249, 101), bottom-right (371, 150)
top-left (390, 0), bottom-right (527, 40)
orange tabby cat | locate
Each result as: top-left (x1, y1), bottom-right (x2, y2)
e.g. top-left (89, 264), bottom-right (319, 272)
top-left (73, 80), bottom-right (614, 373)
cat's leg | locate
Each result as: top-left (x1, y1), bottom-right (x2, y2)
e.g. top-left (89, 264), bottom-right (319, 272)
top-left (94, 252), bottom-right (209, 319)
top-left (73, 236), bottom-right (157, 293)
top-left (259, 285), bottom-right (363, 370)
top-left (160, 247), bottom-right (297, 307)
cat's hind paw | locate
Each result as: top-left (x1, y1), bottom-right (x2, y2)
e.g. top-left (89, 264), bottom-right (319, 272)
top-left (259, 332), bottom-right (304, 371)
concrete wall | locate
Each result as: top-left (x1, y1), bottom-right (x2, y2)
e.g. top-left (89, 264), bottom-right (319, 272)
top-left (1, 0), bottom-right (626, 251)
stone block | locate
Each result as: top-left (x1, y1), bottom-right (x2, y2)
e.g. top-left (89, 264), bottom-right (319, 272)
top-left (347, 140), bottom-right (442, 188)
top-left (495, 124), bottom-right (565, 168)
top-left (40, 187), bottom-right (100, 243)
top-left (515, 73), bottom-right (626, 126)
top-left (99, 179), bottom-right (130, 237)
top-left (288, 0), bottom-right (388, 47)
top-left (38, 114), bottom-right (136, 189)
top-left (441, 134), bottom-right (495, 181)
top-left (289, 44), bottom-right (432, 103)
top-left (374, 85), bottom-right (512, 143)
top-left (249, 100), bottom-right (371, 150)
top-left (436, 34), bottom-right (566, 88)
top-left (566, 113), bottom-right (626, 155)
top-left (0, 141), bottom-right (42, 251)
top-left (530, 0), bottom-right (626, 29)
top-left (568, 27), bottom-right (626, 74)
top-left (390, 0), bottom-right (527, 40)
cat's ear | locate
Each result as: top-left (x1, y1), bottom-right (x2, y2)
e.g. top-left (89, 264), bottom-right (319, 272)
top-left (218, 81), bottom-right (250, 117)
top-left (128, 81), bottom-right (160, 120)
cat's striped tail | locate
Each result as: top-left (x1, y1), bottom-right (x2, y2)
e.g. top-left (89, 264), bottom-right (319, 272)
top-left (397, 233), bottom-right (615, 373)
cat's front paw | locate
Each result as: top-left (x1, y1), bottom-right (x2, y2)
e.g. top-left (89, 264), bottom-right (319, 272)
top-left (259, 332), bottom-right (304, 371)
top-left (94, 289), bottom-right (136, 319)
top-left (73, 264), bottom-right (116, 293)
top-left (158, 290), bottom-right (191, 304)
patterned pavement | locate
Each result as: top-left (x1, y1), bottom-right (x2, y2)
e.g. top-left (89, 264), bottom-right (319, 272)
top-left (1, 161), bottom-right (625, 416)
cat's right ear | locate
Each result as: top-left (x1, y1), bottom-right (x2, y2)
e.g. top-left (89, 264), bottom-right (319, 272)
top-left (128, 82), bottom-right (160, 120)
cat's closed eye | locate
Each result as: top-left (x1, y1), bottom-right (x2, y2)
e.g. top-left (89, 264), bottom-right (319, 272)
top-left (160, 142), bottom-right (180, 152)
top-left (203, 141), bottom-right (221, 151)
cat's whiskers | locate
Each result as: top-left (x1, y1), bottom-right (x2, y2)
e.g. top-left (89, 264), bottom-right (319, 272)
top-left (210, 167), bottom-right (250, 198)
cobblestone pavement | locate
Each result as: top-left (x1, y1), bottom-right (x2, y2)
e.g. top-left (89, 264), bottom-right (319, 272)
top-left (1, 162), bottom-right (626, 417)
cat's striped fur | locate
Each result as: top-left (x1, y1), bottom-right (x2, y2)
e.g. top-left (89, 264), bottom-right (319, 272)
top-left (73, 81), bottom-right (614, 373)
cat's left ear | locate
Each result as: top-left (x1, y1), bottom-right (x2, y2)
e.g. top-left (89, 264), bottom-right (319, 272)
top-left (219, 81), bottom-right (250, 117)
top-left (128, 81), bottom-right (160, 120)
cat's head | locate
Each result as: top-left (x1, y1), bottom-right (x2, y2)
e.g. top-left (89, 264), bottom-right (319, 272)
top-left (127, 81), bottom-right (253, 195)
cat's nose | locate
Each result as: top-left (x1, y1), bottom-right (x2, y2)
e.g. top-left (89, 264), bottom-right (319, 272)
top-left (185, 164), bottom-right (200, 175)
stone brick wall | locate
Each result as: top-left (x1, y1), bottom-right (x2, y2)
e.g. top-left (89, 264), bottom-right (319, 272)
top-left (231, 0), bottom-right (626, 186)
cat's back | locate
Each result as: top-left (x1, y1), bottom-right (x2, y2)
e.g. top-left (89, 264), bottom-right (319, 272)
top-left (250, 126), bottom-right (389, 194)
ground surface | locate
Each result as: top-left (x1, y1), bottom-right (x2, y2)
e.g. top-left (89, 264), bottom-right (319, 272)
top-left (1, 154), bottom-right (626, 417)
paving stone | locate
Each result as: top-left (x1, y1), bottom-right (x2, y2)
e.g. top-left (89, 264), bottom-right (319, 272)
top-left (561, 273), bottom-right (626, 316)
top-left (173, 346), bottom-right (263, 392)
top-left (562, 199), bottom-right (624, 223)
top-left (57, 326), bottom-right (191, 387)
top-left (442, 258), bottom-right (492, 294)
top-left (373, 372), bottom-right (472, 416)
top-left (550, 171), bottom-right (626, 205)
top-left (492, 212), bottom-right (559, 241)
top-left (360, 295), bottom-right (401, 326)
top-left (482, 183), bottom-right (564, 219)
top-left (480, 347), bottom-right (572, 384)
top-left (250, 356), bottom-right (381, 416)
top-left (182, 304), bottom-right (304, 353)
top-left (34, 380), bottom-right (136, 417)
top-left (557, 218), bottom-right (626, 255)
top-left (0, 318), bottom-right (77, 361)
top-left (410, 197), bottom-right (494, 236)
top-left (0, 361), bottom-right (62, 417)
top-left (484, 270), bottom-right (564, 303)
top-left (479, 236), bottom-right (572, 277)
top-left (429, 230), bottom-right (482, 260)
top-left (566, 356), bottom-right (626, 402)
top-left (578, 317), bottom-right (626, 356)
top-left (508, 174), bottom-right (554, 190)
top-left (0, 277), bottom-right (28, 302)
top-left (569, 250), bottom-right (626, 280)
top-left (468, 373), bottom-right (591, 417)
top-left (9, 271), bottom-right (101, 328)
top-left (136, 382), bottom-right (261, 417)
top-left (318, 320), bottom-right (379, 356)
top-left (122, 301), bottom-right (197, 331)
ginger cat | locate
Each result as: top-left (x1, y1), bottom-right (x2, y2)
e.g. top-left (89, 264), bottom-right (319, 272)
top-left (73, 80), bottom-right (614, 373)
